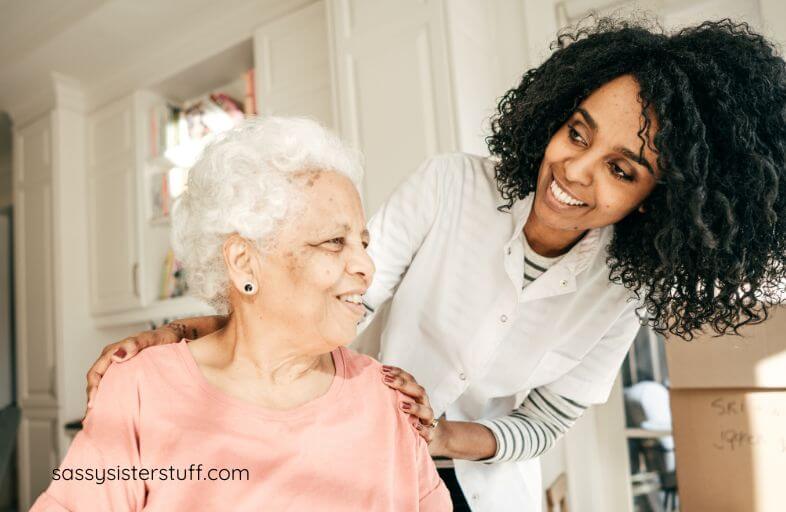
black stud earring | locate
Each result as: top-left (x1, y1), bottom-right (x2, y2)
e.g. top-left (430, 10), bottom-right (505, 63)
top-left (243, 282), bottom-right (256, 294)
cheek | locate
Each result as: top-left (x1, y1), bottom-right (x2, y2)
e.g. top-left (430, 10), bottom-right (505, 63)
top-left (595, 180), bottom-right (649, 217)
top-left (297, 253), bottom-right (344, 295)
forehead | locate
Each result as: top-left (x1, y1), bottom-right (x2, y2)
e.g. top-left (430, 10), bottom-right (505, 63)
top-left (580, 75), bottom-right (659, 166)
top-left (289, 170), bottom-right (365, 231)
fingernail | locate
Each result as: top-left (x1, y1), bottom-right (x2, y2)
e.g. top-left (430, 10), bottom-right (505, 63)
top-left (383, 375), bottom-right (394, 383)
top-left (400, 402), bottom-right (411, 411)
top-left (113, 348), bottom-right (127, 358)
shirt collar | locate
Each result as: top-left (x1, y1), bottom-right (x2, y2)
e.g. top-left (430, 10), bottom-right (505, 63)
top-left (504, 192), bottom-right (610, 277)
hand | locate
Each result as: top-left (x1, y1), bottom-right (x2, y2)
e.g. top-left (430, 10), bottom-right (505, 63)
top-left (84, 325), bottom-right (180, 416)
top-left (380, 365), bottom-right (449, 453)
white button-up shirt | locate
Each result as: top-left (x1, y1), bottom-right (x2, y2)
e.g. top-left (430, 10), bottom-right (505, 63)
top-left (354, 153), bottom-right (641, 512)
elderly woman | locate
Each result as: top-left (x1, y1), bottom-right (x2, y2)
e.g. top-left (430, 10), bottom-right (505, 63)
top-left (31, 117), bottom-right (451, 511)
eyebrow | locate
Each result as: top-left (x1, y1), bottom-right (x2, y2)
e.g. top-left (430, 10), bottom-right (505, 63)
top-left (576, 107), bottom-right (655, 175)
top-left (332, 224), bottom-right (370, 239)
top-left (618, 147), bottom-right (655, 175)
top-left (576, 108), bottom-right (597, 130)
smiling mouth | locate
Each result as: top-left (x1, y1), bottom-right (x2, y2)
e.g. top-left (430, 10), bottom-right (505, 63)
top-left (548, 178), bottom-right (587, 207)
top-left (336, 293), bottom-right (365, 318)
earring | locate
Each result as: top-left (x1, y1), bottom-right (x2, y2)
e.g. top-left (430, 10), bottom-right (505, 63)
top-left (242, 282), bottom-right (256, 295)
top-left (638, 205), bottom-right (646, 214)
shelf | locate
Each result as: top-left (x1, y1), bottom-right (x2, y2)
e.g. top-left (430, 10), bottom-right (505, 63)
top-left (93, 295), bottom-right (215, 328)
top-left (625, 428), bottom-right (672, 439)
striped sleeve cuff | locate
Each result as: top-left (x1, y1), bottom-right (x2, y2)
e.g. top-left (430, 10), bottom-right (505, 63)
top-left (475, 418), bottom-right (510, 464)
top-left (473, 388), bottom-right (589, 465)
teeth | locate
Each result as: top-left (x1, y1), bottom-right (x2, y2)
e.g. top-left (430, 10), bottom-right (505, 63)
top-left (550, 180), bottom-right (586, 206)
top-left (339, 294), bottom-right (363, 305)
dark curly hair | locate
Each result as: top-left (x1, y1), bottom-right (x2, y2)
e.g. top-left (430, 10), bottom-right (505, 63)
top-left (487, 17), bottom-right (786, 340)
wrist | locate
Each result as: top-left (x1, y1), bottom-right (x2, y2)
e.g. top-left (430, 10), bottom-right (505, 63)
top-left (429, 420), bottom-right (453, 458)
top-left (160, 322), bottom-right (187, 343)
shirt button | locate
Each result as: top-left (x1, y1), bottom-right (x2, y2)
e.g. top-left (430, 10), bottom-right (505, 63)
top-left (560, 279), bottom-right (568, 287)
top-left (472, 494), bottom-right (480, 501)
top-left (500, 314), bottom-right (508, 323)
top-left (459, 372), bottom-right (467, 381)
top-left (506, 247), bottom-right (511, 255)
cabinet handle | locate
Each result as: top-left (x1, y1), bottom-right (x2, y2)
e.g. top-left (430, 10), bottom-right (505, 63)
top-left (132, 263), bottom-right (139, 297)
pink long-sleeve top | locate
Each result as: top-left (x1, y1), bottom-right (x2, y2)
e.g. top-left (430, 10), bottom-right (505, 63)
top-left (31, 340), bottom-right (451, 511)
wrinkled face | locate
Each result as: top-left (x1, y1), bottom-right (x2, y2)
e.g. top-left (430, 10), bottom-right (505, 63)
top-left (532, 75), bottom-right (660, 232)
top-left (255, 171), bottom-right (374, 352)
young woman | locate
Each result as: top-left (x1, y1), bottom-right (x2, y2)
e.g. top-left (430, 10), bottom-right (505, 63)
top-left (86, 18), bottom-right (786, 511)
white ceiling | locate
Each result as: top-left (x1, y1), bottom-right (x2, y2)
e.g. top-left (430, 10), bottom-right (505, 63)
top-left (0, 0), bottom-right (310, 121)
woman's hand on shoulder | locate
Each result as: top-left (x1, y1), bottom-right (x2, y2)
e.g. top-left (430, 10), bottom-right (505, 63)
top-left (380, 365), bottom-right (449, 456)
top-left (84, 325), bottom-right (181, 416)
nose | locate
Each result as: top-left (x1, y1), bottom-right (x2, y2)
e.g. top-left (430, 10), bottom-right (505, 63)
top-left (347, 242), bottom-right (375, 286)
top-left (563, 151), bottom-right (595, 187)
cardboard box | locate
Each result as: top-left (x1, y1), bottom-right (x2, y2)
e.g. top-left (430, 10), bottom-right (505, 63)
top-left (665, 306), bottom-right (786, 389)
top-left (669, 389), bottom-right (786, 512)
top-left (665, 306), bottom-right (786, 512)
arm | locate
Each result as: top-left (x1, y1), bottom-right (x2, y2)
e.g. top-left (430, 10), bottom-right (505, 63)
top-left (361, 157), bottom-right (444, 317)
top-left (32, 362), bottom-right (145, 510)
top-left (428, 388), bottom-right (586, 462)
top-left (163, 315), bottom-right (228, 341)
top-left (432, 305), bottom-right (638, 461)
top-left (411, 415), bottom-right (453, 510)
top-left (473, 388), bottom-right (587, 462)
top-left (85, 315), bottom-right (228, 409)
top-left (459, 300), bottom-right (640, 462)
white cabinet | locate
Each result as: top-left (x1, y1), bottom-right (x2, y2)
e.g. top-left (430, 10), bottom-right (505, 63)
top-left (13, 116), bottom-right (57, 410)
top-left (329, 0), bottom-right (516, 215)
top-left (86, 97), bottom-right (141, 314)
top-left (13, 113), bottom-right (59, 511)
top-left (254, 1), bottom-right (334, 128)
top-left (85, 91), bottom-right (216, 325)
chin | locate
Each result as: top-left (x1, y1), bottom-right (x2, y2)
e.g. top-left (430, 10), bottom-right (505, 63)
top-left (324, 329), bottom-right (356, 349)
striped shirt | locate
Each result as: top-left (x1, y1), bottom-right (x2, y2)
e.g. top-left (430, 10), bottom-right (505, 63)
top-left (522, 232), bottom-right (562, 287)
top-left (476, 234), bottom-right (588, 463)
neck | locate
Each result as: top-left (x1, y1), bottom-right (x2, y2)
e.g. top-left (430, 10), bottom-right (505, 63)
top-left (213, 302), bottom-right (333, 386)
top-left (523, 209), bottom-right (587, 258)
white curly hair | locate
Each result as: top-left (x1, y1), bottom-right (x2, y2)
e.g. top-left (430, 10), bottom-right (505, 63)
top-left (171, 116), bottom-right (364, 313)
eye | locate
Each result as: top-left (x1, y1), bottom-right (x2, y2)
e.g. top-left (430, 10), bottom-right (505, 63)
top-left (607, 161), bottom-right (634, 182)
top-left (323, 237), bottom-right (345, 249)
top-left (567, 124), bottom-right (586, 146)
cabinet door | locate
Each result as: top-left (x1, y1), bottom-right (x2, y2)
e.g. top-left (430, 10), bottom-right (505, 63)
top-left (329, 0), bottom-right (457, 215)
top-left (13, 116), bottom-right (57, 409)
top-left (253, 1), bottom-right (334, 128)
top-left (16, 408), bottom-right (58, 511)
top-left (86, 97), bottom-right (142, 314)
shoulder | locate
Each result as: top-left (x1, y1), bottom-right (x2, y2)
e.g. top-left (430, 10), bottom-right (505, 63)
top-left (339, 345), bottom-right (384, 380)
top-left (418, 153), bottom-right (502, 204)
top-left (338, 347), bottom-right (415, 420)
top-left (99, 342), bottom-right (182, 394)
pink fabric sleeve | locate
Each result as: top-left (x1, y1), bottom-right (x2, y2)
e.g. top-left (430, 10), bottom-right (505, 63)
top-left (30, 361), bottom-right (146, 511)
top-left (412, 425), bottom-right (453, 511)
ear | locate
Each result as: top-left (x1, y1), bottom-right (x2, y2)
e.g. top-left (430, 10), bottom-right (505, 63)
top-left (222, 234), bottom-right (259, 296)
